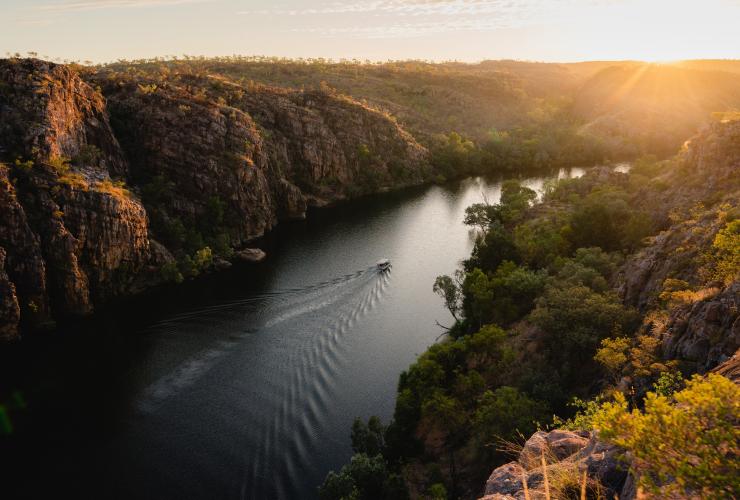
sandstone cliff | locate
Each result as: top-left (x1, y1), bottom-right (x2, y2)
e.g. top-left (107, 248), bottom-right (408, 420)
top-left (616, 121), bottom-right (739, 374)
top-left (0, 59), bottom-right (430, 339)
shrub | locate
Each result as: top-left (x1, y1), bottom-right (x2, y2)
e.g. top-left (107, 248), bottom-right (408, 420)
top-left (709, 219), bottom-right (740, 283)
top-left (160, 261), bottom-right (183, 284)
top-left (96, 179), bottom-right (132, 199)
top-left (351, 417), bottom-right (386, 457)
top-left (592, 374), bottom-right (740, 498)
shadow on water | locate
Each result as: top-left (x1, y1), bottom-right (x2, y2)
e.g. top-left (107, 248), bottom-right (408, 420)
top-left (0, 168), bottom-right (592, 499)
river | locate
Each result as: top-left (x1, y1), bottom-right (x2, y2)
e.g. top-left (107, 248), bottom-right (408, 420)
top-left (2, 170), bottom-right (590, 499)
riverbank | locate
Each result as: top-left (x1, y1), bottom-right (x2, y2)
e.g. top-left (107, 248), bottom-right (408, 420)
top-left (1, 169), bottom-right (597, 499)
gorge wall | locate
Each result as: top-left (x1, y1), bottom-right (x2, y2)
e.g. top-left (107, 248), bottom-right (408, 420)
top-left (0, 58), bottom-right (430, 340)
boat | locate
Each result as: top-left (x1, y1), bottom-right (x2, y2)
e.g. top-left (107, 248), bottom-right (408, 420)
top-left (376, 258), bottom-right (391, 271)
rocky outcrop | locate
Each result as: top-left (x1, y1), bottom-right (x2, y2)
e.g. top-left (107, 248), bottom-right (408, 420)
top-left (616, 120), bottom-right (739, 374)
top-left (662, 282), bottom-right (740, 373)
top-left (234, 248), bottom-right (267, 263)
top-left (0, 59), bottom-right (431, 338)
top-left (94, 73), bottom-right (429, 249)
top-left (0, 58), bottom-right (127, 177)
top-left (235, 84), bottom-right (429, 200)
top-left (97, 77), bottom-right (283, 246)
top-left (617, 215), bottom-right (723, 310)
top-left (712, 348), bottom-right (740, 383)
top-left (0, 248), bottom-right (21, 340)
top-left (0, 59), bottom-right (151, 338)
top-left (0, 164), bottom-right (53, 334)
top-left (481, 430), bottom-right (629, 500)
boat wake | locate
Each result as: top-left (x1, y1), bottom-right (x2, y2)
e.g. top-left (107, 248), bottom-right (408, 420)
top-left (130, 265), bottom-right (392, 498)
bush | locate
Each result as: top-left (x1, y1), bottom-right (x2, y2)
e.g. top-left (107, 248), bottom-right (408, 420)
top-left (592, 374), bottom-right (740, 498)
top-left (160, 261), bottom-right (183, 284)
top-left (351, 417), bottom-right (386, 456)
top-left (709, 219), bottom-right (740, 283)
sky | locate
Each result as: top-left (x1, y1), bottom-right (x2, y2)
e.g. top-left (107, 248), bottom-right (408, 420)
top-left (2, 0), bottom-right (739, 63)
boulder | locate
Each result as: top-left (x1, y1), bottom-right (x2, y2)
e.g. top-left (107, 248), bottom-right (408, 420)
top-left (480, 430), bottom-right (627, 500)
top-left (235, 248), bottom-right (267, 263)
top-left (483, 462), bottom-right (527, 498)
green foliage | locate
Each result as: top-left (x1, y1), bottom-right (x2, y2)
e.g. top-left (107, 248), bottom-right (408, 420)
top-left (514, 217), bottom-right (570, 269)
top-left (48, 155), bottom-right (72, 174)
top-left (426, 483), bottom-right (447, 500)
top-left (629, 154), bottom-right (662, 178)
top-left (160, 260), bottom-right (184, 284)
top-left (205, 196), bottom-right (226, 228)
top-left (651, 370), bottom-right (685, 398)
top-left (429, 132), bottom-right (478, 179)
top-left (351, 417), bottom-right (386, 457)
top-left (473, 386), bottom-right (548, 454)
top-left (709, 219), bottom-right (740, 283)
top-left (498, 181), bottom-right (538, 223)
top-left (318, 454), bottom-right (408, 500)
top-left (594, 337), bottom-right (630, 382)
top-left (462, 263), bottom-right (547, 327)
top-left (568, 187), bottom-right (653, 252)
top-left (551, 395), bottom-right (609, 431)
top-left (529, 285), bottom-right (639, 387)
top-left (13, 158), bottom-right (33, 172)
top-left (592, 374), bottom-right (740, 498)
top-left (465, 221), bottom-right (520, 272)
top-left (393, 324), bottom-right (516, 457)
top-left (433, 273), bottom-right (463, 322)
top-left (464, 202), bottom-right (498, 230)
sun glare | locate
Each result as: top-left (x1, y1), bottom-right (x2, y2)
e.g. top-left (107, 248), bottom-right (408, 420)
top-left (568, 0), bottom-right (737, 63)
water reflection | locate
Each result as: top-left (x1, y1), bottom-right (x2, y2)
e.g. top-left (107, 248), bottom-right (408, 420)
top-left (3, 168), bottom-right (605, 500)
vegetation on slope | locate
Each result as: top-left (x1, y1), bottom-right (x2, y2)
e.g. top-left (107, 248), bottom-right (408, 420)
top-left (320, 120), bottom-right (739, 499)
top-left (92, 56), bottom-right (740, 171)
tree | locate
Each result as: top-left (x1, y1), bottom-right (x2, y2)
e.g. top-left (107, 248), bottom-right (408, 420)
top-left (464, 202), bottom-right (497, 230)
top-left (594, 337), bottom-right (630, 383)
top-left (529, 285), bottom-right (639, 387)
top-left (433, 272), bottom-right (463, 321)
top-left (473, 386), bottom-right (548, 456)
top-left (351, 416), bottom-right (386, 457)
top-left (465, 221), bottom-right (520, 273)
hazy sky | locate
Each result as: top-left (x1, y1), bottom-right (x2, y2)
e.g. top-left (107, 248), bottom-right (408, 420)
top-left (2, 0), bottom-right (739, 63)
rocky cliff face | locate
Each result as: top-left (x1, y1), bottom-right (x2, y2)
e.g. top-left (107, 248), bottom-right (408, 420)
top-left (0, 58), bottom-right (127, 177)
top-left (0, 59), bottom-right (430, 339)
top-left (616, 121), bottom-right (739, 374)
top-left (93, 72), bottom-right (429, 248)
top-left (0, 59), bottom-right (152, 339)
top-left (0, 247), bottom-right (21, 340)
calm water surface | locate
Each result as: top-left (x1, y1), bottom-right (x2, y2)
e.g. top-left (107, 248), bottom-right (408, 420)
top-left (3, 170), bottom-right (587, 499)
